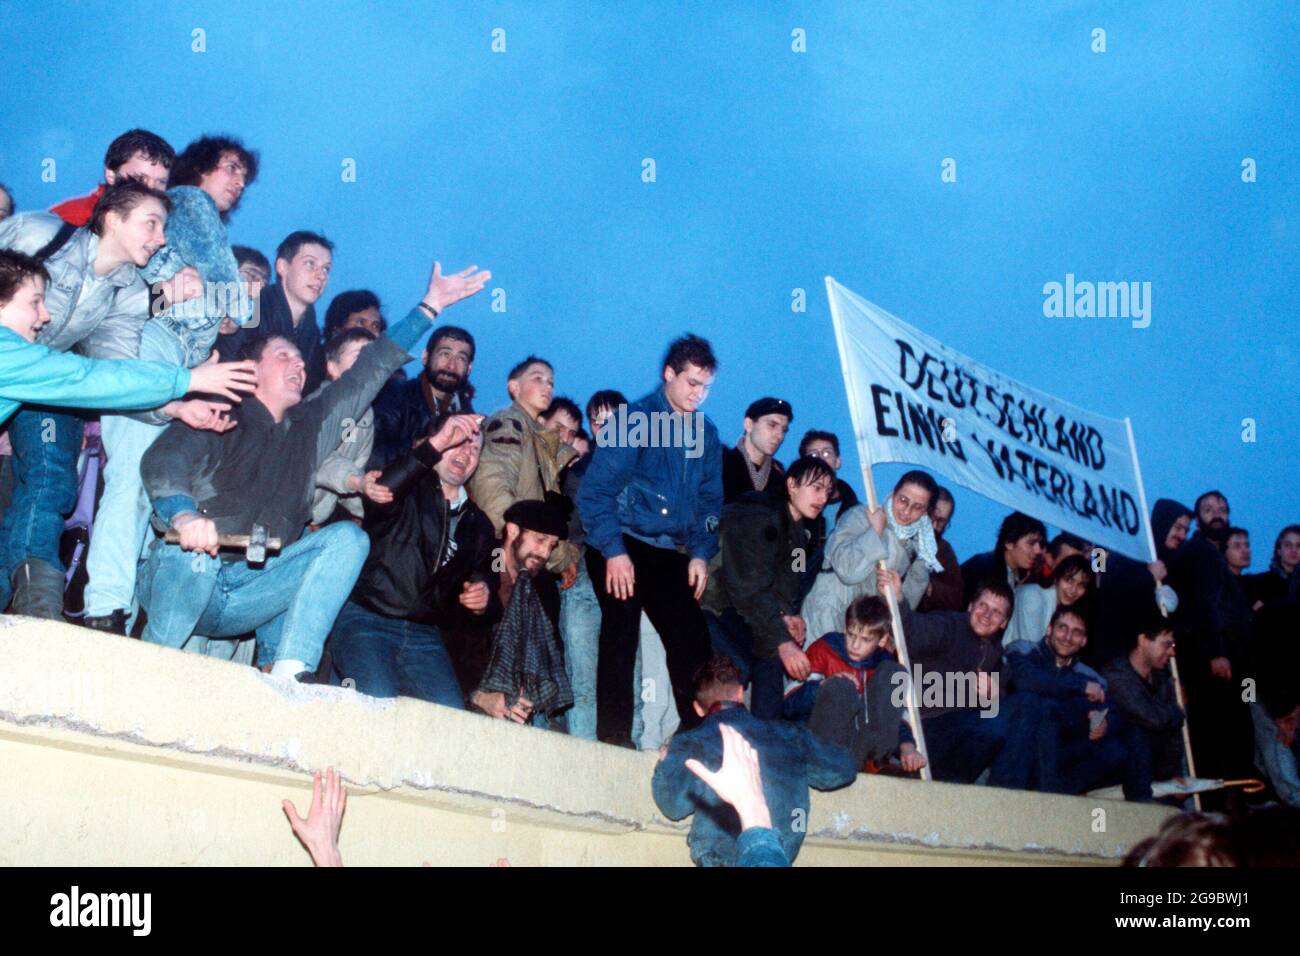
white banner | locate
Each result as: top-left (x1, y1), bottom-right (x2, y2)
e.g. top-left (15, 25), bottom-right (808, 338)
top-left (826, 277), bottom-right (1156, 562)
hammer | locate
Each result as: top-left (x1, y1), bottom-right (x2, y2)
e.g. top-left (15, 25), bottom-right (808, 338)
top-left (164, 522), bottom-right (282, 564)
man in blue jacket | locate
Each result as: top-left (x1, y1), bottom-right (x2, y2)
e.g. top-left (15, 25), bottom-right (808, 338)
top-left (1005, 605), bottom-right (1135, 796)
top-left (577, 333), bottom-right (724, 745)
top-left (652, 655), bottom-right (856, 866)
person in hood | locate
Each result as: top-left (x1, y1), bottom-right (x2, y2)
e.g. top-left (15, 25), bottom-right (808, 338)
top-left (1087, 498), bottom-right (1191, 671)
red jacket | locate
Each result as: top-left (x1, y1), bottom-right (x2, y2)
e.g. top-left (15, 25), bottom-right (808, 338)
top-left (50, 186), bottom-right (105, 226)
top-left (805, 636), bottom-right (874, 694)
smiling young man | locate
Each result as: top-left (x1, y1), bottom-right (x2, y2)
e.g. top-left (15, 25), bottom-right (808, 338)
top-left (1005, 605), bottom-right (1136, 797)
top-left (0, 181), bottom-right (175, 617)
top-left (469, 356), bottom-right (579, 578)
top-left (1102, 615), bottom-right (1186, 801)
top-left (880, 569), bottom-right (1043, 787)
top-left (577, 333), bottom-right (724, 746)
top-left (82, 135), bottom-right (262, 634)
top-left (135, 264), bottom-right (488, 679)
top-left (721, 397), bottom-right (792, 503)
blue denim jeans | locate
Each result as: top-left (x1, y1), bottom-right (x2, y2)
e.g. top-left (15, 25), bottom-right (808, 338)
top-left (328, 599), bottom-right (465, 709)
top-left (705, 607), bottom-right (786, 720)
top-left (137, 522), bottom-right (369, 669)
top-left (559, 556), bottom-right (600, 739)
top-left (923, 694), bottom-right (1043, 787)
top-left (0, 407), bottom-right (83, 607)
top-left (85, 319), bottom-right (206, 621)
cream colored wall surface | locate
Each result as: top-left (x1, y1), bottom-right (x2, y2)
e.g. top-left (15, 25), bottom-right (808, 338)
top-left (0, 616), bottom-right (1173, 866)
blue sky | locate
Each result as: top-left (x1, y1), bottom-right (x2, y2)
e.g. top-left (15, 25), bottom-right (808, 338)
top-left (1, 1), bottom-right (1295, 566)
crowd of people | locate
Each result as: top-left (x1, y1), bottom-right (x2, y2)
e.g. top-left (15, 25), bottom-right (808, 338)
top-left (2, 130), bottom-right (1298, 868)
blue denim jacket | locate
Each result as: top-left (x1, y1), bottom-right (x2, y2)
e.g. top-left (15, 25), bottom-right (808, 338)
top-left (651, 703), bottom-right (856, 866)
top-left (577, 386), bottom-right (723, 560)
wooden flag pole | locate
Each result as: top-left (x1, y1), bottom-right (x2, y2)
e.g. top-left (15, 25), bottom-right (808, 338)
top-left (825, 276), bottom-right (931, 782)
top-left (862, 470), bottom-right (932, 782)
top-left (1127, 416), bottom-right (1200, 809)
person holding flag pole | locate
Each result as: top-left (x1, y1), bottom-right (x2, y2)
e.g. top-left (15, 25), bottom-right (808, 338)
top-left (824, 276), bottom-right (932, 782)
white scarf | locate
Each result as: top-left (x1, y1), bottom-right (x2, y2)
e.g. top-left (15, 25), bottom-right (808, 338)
top-left (884, 495), bottom-right (946, 574)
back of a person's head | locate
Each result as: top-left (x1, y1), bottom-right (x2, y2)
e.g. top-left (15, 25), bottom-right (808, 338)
top-left (692, 655), bottom-right (742, 710)
top-left (1123, 812), bottom-right (1236, 867)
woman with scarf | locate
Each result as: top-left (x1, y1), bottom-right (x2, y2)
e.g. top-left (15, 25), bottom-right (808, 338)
top-left (801, 470), bottom-right (944, 645)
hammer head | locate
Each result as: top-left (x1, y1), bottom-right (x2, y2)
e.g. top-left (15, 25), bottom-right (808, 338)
top-left (247, 523), bottom-right (268, 564)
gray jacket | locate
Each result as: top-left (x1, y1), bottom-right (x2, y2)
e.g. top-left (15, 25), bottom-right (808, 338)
top-left (0, 212), bottom-right (149, 361)
top-left (312, 402), bottom-right (375, 524)
top-left (801, 504), bottom-right (930, 642)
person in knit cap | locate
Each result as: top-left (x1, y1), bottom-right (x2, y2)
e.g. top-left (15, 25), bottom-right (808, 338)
top-left (471, 496), bottom-right (573, 726)
top-left (721, 396), bottom-right (792, 503)
top-left (801, 470), bottom-right (943, 644)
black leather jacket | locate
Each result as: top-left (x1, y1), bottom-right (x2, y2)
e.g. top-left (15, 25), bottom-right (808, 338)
top-left (352, 441), bottom-right (501, 627)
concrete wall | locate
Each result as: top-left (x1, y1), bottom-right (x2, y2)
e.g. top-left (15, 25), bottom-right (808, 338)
top-left (0, 616), bottom-right (1173, 865)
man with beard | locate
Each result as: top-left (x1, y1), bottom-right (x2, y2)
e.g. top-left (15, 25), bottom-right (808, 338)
top-left (722, 397), bottom-right (792, 502)
top-left (1169, 490), bottom-right (1255, 788)
top-left (704, 456), bottom-right (835, 718)
top-left (328, 412), bottom-right (494, 708)
top-left (471, 498), bottom-right (572, 725)
top-left (369, 322), bottom-right (480, 469)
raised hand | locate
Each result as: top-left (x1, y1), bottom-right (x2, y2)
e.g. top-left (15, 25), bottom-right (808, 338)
top-left (424, 261), bottom-right (492, 313)
top-left (187, 354), bottom-right (258, 402)
top-left (432, 413), bottom-right (484, 453)
top-left (282, 767), bottom-right (346, 867)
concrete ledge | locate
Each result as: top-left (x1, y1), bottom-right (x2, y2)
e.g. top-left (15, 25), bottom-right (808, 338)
top-left (0, 616), bottom-right (1173, 865)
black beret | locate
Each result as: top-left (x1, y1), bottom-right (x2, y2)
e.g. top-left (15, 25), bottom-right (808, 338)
top-left (744, 397), bottom-right (793, 422)
top-left (504, 498), bottom-right (569, 540)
